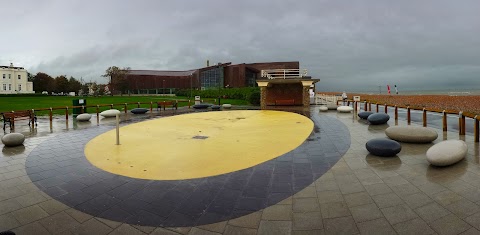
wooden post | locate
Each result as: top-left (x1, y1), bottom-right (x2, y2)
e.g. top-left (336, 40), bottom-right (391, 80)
top-left (422, 108), bottom-right (427, 127)
top-left (65, 107), bottom-right (69, 120)
top-left (364, 101), bottom-right (367, 111)
top-left (31, 109), bottom-right (35, 129)
top-left (407, 107), bottom-right (411, 125)
top-left (137, 102), bottom-right (140, 108)
top-left (150, 102), bottom-right (153, 113)
top-left (81, 106), bottom-right (85, 114)
top-left (474, 116), bottom-right (479, 142)
top-left (369, 102), bottom-right (372, 111)
top-left (461, 113), bottom-right (466, 135)
top-left (394, 106), bottom-right (398, 120)
top-left (189, 100), bottom-right (191, 109)
top-left (124, 103), bottom-right (128, 114)
top-left (111, 104), bottom-right (114, 109)
top-left (384, 104), bottom-right (388, 113)
top-left (49, 108), bottom-right (53, 129)
top-left (458, 112), bottom-right (463, 135)
top-left (11, 111), bottom-right (15, 129)
top-left (354, 102), bottom-right (357, 112)
top-left (376, 103), bottom-right (379, 112)
top-left (442, 110), bottom-right (447, 131)
top-left (96, 105), bottom-right (100, 119)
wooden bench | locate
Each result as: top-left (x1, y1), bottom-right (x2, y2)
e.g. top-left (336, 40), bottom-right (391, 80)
top-left (157, 101), bottom-right (178, 111)
top-left (275, 99), bottom-right (295, 106)
top-left (2, 110), bottom-right (37, 130)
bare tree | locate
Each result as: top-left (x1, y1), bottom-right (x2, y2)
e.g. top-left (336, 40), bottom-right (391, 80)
top-left (102, 66), bottom-right (131, 95)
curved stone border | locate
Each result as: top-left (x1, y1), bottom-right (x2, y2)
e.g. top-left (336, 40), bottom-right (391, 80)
top-left (26, 113), bottom-right (350, 227)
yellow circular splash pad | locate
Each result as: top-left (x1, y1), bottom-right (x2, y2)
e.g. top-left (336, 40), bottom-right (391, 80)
top-left (85, 110), bottom-right (313, 180)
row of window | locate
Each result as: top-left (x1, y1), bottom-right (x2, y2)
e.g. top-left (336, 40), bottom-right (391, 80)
top-left (2, 74), bottom-right (21, 79)
top-left (2, 84), bottom-right (21, 91)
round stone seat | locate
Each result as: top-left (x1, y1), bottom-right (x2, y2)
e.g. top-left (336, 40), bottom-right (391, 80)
top-left (222, 104), bottom-right (232, 109)
top-left (131, 108), bottom-right (149, 114)
top-left (319, 106), bottom-right (328, 112)
top-left (366, 138), bottom-right (401, 157)
top-left (367, 113), bottom-right (390, 125)
top-left (337, 106), bottom-right (353, 113)
top-left (211, 105), bottom-right (221, 111)
top-left (100, 109), bottom-right (121, 117)
top-left (193, 104), bottom-right (211, 109)
top-left (358, 111), bottom-right (374, 119)
top-left (427, 140), bottom-right (467, 166)
top-left (76, 113), bottom-right (92, 122)
top-left (385, 126), bottom-right (438, 143)
top-left (1, 133), bottom-right (25, 147)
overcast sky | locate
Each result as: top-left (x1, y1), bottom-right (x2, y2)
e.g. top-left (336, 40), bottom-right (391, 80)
top-left (2, 0), bottom-right (479, 92)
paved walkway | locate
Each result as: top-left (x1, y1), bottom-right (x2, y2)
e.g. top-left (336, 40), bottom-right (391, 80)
top-left (1, 106), bottom-right (480, 234)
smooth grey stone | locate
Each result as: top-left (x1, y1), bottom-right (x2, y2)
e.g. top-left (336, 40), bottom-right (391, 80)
top-left (367, 113), bottom-right (390, 125)
top-left (427, 140), bottom-right (467, 166)
top-left (1, 133), bottom-right (25, 147)
top-left (211, 105), bottom-right (221, 111)
top-left (337, 106), bottom-right (353, 113)
top-left (131, 108), bottom-right (149, 114)
top-left (100, 109), bottom-right (120, 117)
top-left (76, 113), bottom-right (91, 122)
top-left (358, 111), bottom-right (374, 119)
top-left (222, 104), bottom-right (232, 109)
top-left (366, 138), bottom-right (401, 157)
top-left (193, 104), bottom-right (211, 109)
top-left (386, 126), bottom-right (438, 143)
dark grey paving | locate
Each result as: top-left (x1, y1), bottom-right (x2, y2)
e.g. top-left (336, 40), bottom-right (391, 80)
top-left (25, 108), bottom-right (351, 227)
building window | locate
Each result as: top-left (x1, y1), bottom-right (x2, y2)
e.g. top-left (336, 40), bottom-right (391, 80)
top-left (8, 74), bottom-right (11, 79)
top-left (18, 75), bottom-right (21, 79)
top-left (8, 84), bottom-right (11, 90)
top-left (2, 84), bottom-right (5, 90)
top-left (18, 84), bottom-right (22, 91)
top-left (2, 74), bottom-right (4, 79)
top-left (200, 67), bottom-right (224, 89)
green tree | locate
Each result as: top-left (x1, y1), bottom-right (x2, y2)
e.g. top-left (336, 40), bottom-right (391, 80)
top-left (53, 75), bottom-right (69, 94)
top-left (80, 83), bottom-right (89, 96)
top-left (68, 76), bottom-right (82, 94)
top-left (102, 66), bottom-right (131, 95)
top-left (32, 72), bottom-right (54, 93)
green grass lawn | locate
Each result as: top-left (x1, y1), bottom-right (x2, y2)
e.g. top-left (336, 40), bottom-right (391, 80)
top-left (0, 95), bottom-right (249, 116)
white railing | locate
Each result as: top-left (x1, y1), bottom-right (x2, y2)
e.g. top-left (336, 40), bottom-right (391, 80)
top-left (260, 69), bottom-right (308, 79)
top-left (315, 94), bottom-right (340, 109)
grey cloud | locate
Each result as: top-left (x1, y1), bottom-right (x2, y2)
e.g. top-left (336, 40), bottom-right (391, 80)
top-left (3, 0), bottom-right (480, 92)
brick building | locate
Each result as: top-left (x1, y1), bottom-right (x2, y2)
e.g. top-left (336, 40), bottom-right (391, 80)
top-left (124, 61), bottom-right (300, 94)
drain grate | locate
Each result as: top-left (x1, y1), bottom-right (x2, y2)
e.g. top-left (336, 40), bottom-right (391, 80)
top-left (192, 135), bottom-right (209, 140)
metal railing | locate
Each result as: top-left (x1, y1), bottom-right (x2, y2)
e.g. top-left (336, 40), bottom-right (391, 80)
top-left (260, 69), bottom-right (308, 79)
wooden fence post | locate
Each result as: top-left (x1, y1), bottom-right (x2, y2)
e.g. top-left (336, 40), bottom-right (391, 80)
top-left (407, 106), bottom-right (411, 125)
top-left (369, 102), bottom-right (372, 111)
top-left (394, 106), bottom-right (398, 120)
top-left (474, 116), bottom-right (479, 142)
top-left (442, 110), bottom-right (447, 131)
top-left (461, 112), bottom-right (466, 135)
top-left (458, 112), bottom-right (464, 135)
top-left (150, 102), bottom-right (153, 113)
top-left (376, 103), bottom-right (379, 112)
top-left (423, 108), bottom-right (427, 127)
top-left (364, 101), bottom-right (367, 111)
top-left (384, 104), bottom-right (388, 113)
top-left (124, 103), bottom-right (128, 114)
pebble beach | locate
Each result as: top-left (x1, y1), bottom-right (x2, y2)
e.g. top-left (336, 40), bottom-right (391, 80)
top-left (320, 92), bottom-right (480, 116)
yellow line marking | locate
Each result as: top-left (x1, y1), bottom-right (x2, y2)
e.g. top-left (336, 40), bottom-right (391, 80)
top-left (85, 110), bottom-right (313, 180)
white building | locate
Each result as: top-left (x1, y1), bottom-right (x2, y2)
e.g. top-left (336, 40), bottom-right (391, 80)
top-left (0, 63), bottom-right (34, 94)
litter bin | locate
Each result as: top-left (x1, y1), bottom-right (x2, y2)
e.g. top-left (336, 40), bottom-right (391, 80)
top-left (72, 99), bottom-right (87, 115)
top-left (195, 96), bottom-right (201, 105)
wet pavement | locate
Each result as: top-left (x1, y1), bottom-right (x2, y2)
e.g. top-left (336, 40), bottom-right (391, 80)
top-left (1, 105), bottom-right (480, 234)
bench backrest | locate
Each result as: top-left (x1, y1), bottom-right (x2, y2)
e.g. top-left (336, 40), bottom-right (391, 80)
top-left (3, 110), bottom-right (32, 118)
